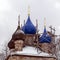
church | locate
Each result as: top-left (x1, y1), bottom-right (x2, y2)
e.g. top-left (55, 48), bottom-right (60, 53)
top-left (5, 7), bottom-right (57, 60)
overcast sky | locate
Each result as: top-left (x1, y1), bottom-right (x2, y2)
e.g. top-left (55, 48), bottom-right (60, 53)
top-left (0, 0), bottom-right (60, 51)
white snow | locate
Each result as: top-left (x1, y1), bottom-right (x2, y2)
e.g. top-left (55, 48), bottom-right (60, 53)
top-left (16, 29), bottom-right (24, 34)
top-left (11, 46), bottom-right (53, 57)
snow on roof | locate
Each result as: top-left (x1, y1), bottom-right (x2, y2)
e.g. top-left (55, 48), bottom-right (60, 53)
top-left (10, 46), bottom-right (54, 57)
top-left (16, 29), bottom-right (24, 34)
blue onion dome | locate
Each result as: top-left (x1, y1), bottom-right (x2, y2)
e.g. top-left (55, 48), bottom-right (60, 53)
top-left (22, 16), bottom-right (36, 34)
top-left (39, 19), bottom-right (51, 43)
top-left (22, 6), bottom-right (36, 34)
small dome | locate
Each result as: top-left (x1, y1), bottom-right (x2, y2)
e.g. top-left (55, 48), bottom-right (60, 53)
top-left (39, 28), bottom-right (51, 43)
top-left (15, 26), bottom-right (24, 34)
top-left (12, 26), bottom-right (25, 40)
top-left (8, 26), bottom-right (25, 49)
top-left (8, 15), bottom-right (25, 49)
top-left (12, 15), bottom-right (25, 40)
top-left (22, 16), bottom-right (36, 34)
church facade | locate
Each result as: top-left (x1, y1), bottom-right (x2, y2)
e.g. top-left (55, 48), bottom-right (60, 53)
top-left (6, 8), bottom-right (57, 60)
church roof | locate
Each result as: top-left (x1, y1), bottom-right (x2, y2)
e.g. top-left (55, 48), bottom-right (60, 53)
top-left (12, 26), bottom-right (25, 40)
top-left (22, 16), bottom-right (36, 34)
top-left (39, 27), bottom-right (51, 43)
top-left (39, 19), bottom-right (51, 43)
top-left (10, 46), bottom-right (52, 57)
top-left (12, 15), bottom-right (25, 40)
top-left (8, 15), bottom-right (25, 49)
top-left (15, 27), bottom-right (24, 34)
